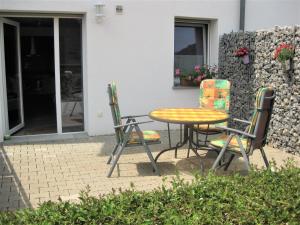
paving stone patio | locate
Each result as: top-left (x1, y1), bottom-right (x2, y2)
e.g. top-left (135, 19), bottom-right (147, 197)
top-left (0, 130), bottom-right (299, 211)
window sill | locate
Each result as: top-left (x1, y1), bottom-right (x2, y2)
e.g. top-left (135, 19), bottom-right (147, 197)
top-left (172, 86), bottom-right (199, 90)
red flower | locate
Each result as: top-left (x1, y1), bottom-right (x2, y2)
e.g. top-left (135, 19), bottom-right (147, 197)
top-left (175, 68), bottom-right (181, 76)
top-left (234, 47), bottom-right (249, 57)
top-left (194, 65), bottom-right (201, 73)
top-left (274, 43), bottom-right (294, 59)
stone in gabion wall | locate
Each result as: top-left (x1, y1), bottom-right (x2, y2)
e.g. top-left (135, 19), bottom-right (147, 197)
top-left (218, 26), bottom-right (300, 154)
top-left (218, 32), bottom-right (256, 123)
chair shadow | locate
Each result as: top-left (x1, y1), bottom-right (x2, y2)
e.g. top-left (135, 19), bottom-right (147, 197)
top-left (112, 161), bottom-right (178, 178)
top-left (176, 151), bottom-right (249, 176)
top-left (136, 161), bottom-right (178, 176)
top-left (112, 148), bottom-right (250, 178)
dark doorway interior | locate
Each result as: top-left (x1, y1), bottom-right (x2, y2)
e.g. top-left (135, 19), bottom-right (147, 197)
top-left (9, 18), bottom-right (57, 135)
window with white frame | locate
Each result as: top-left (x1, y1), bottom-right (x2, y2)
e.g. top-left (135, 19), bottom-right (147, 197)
top-left (174, 19), bottom-right (208, 87)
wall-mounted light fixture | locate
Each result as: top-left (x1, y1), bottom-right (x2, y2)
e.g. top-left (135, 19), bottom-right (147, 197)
top-left (116, 5), bottom-right (123, 14)
top-left (95, 0), bottom-right (105, 19)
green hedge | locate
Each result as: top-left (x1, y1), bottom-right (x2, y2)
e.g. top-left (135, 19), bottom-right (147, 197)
top-left (1, 162), bottom-right (300, 225)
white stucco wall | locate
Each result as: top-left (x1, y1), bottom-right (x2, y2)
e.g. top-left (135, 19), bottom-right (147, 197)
top-left (86, 0), bottom-right (240, 135)
top-left (0, 0), bottom-right (298, 139)
top-left (245, 0), bottom-right (300, 31)
top-left (0, 0), bottom-right (240, 137)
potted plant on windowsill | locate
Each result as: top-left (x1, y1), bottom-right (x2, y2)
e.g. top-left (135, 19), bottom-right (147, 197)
top-left (274, 43), bottom-right (294, 71)
top-left (234, 47), bottom-right (250, 64)
top-left (175, 65), bottom-right (217, 87)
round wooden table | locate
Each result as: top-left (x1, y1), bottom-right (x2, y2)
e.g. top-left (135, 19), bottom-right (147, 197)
top-left (149, 108), bottom-right (229, 168)
top-left (149, 108), bottom-right (228, 125)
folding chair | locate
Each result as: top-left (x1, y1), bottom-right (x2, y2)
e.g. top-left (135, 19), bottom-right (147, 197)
top-left (106, 82), bottom-right (161, 177)
top-left (210, 87), bottom-right (275, 171)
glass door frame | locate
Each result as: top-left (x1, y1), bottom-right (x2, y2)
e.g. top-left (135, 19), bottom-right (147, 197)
top-left (54, 17), bottom-right (86, 134)
top-left (0, 14), bottom-right (87, 138)
top-left (0, 18), bottom-right (25, 135)
top-left (54, 17), bottom-right (63, 133)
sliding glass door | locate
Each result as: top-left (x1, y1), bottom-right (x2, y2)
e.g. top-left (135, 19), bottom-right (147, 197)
top-left (0, 16), bottom-right (84, 137)
top-left (59, 18), bottom-right (84, 132)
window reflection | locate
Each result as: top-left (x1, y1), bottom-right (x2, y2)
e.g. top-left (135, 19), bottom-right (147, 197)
top-left (174, 23), bottom-right (207, 87)
top-left (59, 18), bottom-right (84, 132)
top-left (174, 26), bottom-right (205, 73)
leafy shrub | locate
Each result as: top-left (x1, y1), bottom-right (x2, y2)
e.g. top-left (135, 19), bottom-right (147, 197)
top-left (1, 162), bottom-right (300, 224)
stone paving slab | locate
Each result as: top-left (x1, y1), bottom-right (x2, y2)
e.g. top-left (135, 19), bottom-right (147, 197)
top-left (0, 130), bottom-right (299, 211)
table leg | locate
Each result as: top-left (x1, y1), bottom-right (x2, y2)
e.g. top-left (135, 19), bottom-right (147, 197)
top-left (188, 126), bottom-right (205, 172)
top-left (204, 124), bottom-right (209, 145)
top-left (187, 126), bottom-right (193, 158)
top-left (191, 124), bottom-right (215, 151)
top-left (155, 125), bottom-right (189, 162)
top-left (155, 125), bottom-right (206, 173)
top-left (175, 125), bottom-right (188, 158)
top-left (167, 123), bottom-right (171, 149)
top-left (155, 124), bottom-right (213, 174)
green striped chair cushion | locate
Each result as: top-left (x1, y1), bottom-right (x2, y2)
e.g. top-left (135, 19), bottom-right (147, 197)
top-left (210, 134), bottom-right (248, 153)
top-left (109, 82), bottom-right (123, 143)
top-left (193, 121), bottom-right (228, 132)
top-left (210, 87), bottom-right (273, 153)
top-left (128, 130), bottom-right (160, 144)
top-left (111, 82), bottom-right (122, 126)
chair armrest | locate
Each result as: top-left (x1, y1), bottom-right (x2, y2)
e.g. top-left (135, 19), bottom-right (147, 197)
top-left (233, 118), bottom-right (252, 124)
top-left (215, 126), bottom-right (256, 139)
top-left (121, 114), bottom-right (148, 119)
top-left (114, 121), bottom-right (153, 128)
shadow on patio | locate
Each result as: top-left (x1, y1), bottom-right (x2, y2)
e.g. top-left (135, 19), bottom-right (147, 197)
top-left (0, 130), bottom-right (299, 211)
top-left (0, 145), bottom-right (32, 211)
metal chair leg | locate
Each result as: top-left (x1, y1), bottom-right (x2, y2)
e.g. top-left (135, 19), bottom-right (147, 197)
top-left (224, 154), bottom-right (235, 171)
top-left (107, 144), bottom-right (125, 177)
top-left (212, 134), bottom-right (234, 170)
top-left (236, 137), bottom-right (250, 171)
top-left (107, 144), bottom-right (119, 164)
top-left (135, 125), bottom-right (160, 175)
top-left (212, 147), bottom-right (227, 170)
top-left (260, 147), bottom-right (270, 168)
top-left (143, 143), bottom-right (160, 175)
top-left (107, 126), bottom-right (133, 177)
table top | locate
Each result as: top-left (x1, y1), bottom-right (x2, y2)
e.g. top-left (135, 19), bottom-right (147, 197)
top-left (149, 108), bottom-right (229, 125)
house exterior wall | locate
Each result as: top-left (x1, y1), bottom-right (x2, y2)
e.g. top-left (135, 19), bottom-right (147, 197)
top-left (0, 0), bottom-right (298, 140)
top-left (244, 0), bottom-right (300, 31)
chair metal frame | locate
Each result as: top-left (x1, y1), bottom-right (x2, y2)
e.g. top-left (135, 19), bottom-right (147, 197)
top-left (106, 83), bottom-right (160, 177)
top-left (210, 89), bottom-right (276, 171)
